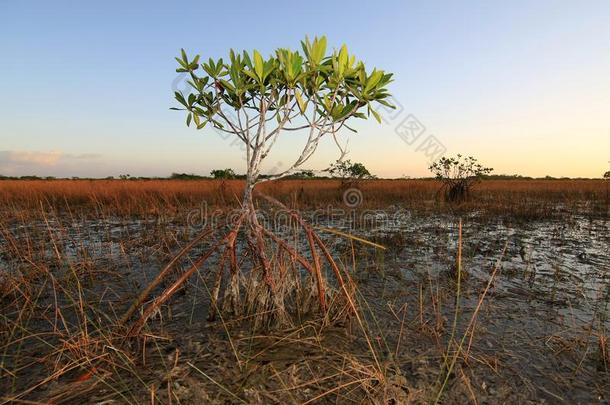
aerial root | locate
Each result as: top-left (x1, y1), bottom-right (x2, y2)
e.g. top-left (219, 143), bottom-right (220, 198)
top-left (120, 193), bottom-right (357, 336)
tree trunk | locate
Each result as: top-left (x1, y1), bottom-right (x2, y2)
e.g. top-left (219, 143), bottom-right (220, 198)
top-left (241, 179), bottom-right (286, 326)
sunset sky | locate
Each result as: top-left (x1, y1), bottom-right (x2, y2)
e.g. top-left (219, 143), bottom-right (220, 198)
top-left (1, 1), bottom-right (609, 178)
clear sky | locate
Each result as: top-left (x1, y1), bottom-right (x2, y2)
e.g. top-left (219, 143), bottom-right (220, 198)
top-left (1, 1), bottom-right (609, 178)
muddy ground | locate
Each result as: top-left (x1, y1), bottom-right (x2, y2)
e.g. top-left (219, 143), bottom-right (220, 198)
top-left (1, 206), bottom-right (608, 404)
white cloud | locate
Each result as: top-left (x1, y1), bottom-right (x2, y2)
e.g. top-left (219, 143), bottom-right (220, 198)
top-left (0, 150), bottom-right (102, 176)
top-left (0, 150), bottom-right (62, 166)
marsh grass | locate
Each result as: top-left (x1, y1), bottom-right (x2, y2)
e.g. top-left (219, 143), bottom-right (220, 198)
top-left (1, 178), bottom-right (607, 218)
top-left (0, 179), bottom-right (608, 403)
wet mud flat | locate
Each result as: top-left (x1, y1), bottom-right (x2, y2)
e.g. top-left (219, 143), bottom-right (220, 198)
top-left (358, 212), bottom-right (609, 403)
top-left (0, 208), bottom-right (608, 403)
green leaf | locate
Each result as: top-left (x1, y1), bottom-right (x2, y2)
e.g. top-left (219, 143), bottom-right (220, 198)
top-left (376, 98), bottom-right (395, 108)
top-left (291, 53), bottom-right (302, 76)
top-left (338, 44), bottom-right (348, 75)
top-left (331, 104), bottom-right (343, 120)
top-left (175, 57), bottom-right (187, 69)
top-left (365, 69), bottom-right (383, 93)
top-left (175, 92), bottom-right (187, 107)
top-left (186, 113), bottom-right (192, 127)
top-left (263, 60), bottom-right (275, 80)
top-left (338, 100), bottom-right (358, 120)
top-left (242, 50), bottom-right (252, 68)
top-left (313, 36), bottom-right (327, 65)
top-left (216, 58), bottom-right (224, 75)
top-left (253, 50), bottom-right (264, 80)
top-left (301, 37), bottom-right (311, 61)
top-left (371, 108), bottom-right (381, 124)
top-left (243, 69), bottom-right (258, 81)
top-left (295, 89), bottom-right (307, 113)
top-left (218, 79), bottom-right (235, 93)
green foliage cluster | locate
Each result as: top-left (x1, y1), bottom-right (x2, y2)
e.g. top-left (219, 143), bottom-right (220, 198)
top-left (429, 154), bottom-right (493, 202)
top-left (210, 168), bottom-right (236, 179)
top-left (329, 159), bottom-right (373, 180)
top-left (172, 35), bottom-right (393, 135)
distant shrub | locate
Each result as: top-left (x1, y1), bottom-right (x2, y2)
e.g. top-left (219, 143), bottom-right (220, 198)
top-left (429, 154), bottom-right (493, 202)
top-left (296, 170), bottom-right (315, 178)
top-left (329, 160), bottom-right (374, 187)
top-left (170, 172), bottom-right (206, 180)
top-left (210, 168), bottom-right (236, 179)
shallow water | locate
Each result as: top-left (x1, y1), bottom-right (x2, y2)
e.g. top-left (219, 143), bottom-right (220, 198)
top-left (347, 212), bottom-right (610, 402)
top-left (1, 209), bottom-right (608, 403)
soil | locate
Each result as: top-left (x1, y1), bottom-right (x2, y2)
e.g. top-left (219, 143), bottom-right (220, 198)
top-left (1, 207), bottom-right (608, 404)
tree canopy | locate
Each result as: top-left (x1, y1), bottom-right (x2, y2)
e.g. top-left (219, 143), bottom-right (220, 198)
top-left (172, 36), bottom-right (393, 187)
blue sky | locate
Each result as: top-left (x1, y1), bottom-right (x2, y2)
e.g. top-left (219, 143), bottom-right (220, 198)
top-left (1, 1), bottom-right (609, 178)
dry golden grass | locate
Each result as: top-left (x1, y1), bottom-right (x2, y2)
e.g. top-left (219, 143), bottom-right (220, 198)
top-left (0, 178), bottom-right (607, 216)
